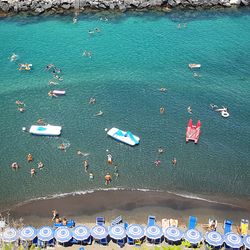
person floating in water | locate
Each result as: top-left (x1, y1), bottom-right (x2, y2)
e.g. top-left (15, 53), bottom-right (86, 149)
top-left (59, 144), bottom-right (66, 151)
top-left (10, 53), bottom-right (18, 62)
top-left (48, 91), bottom-right (58, 98)
top-left (159, 87), bottom-right (167, 92)
top-left (30, 168), bottom-right (36, 177)
top-left (160, 107), bottom-right (165, 114)
top-left (105, 173), bottom-right (112, 185)
top-left (107, 153), bottom-right (113, 164)
top-left (158, 147), bottom-right (164, 154)
top-left (187, 106), bottom-right (192, 114)
top-left (172, 157), bottom-right (177, 166)
top-left (11, 162), bottom-right (19, 170)
top-left (83, 160), bottom-right (89, 172)
top-left (89, 97), bottom-right (96, 104)
top-left (27, 153), bottom-right (33, 162)
top-left (94, 111), bottom-right (103, 117)
top-left (154, 160), bottom-right (161, 167)
top-left (114, 166), bottom-right (119, 180)
top-left (36, 118), bottom-right (44, 125)
top-left (38, 161), bottom-right (44, 169)
top-left (89, 172), bottom-right (94, 180)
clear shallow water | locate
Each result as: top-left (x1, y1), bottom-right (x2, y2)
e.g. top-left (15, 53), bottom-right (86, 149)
top-left (0, 9), bottom-right (250, 209)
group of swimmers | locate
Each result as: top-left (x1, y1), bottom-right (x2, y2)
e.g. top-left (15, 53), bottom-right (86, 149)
top-left (154, 147), bottom-right (177, 167)
top-left (15, 100), bottom-right (25, 113)
top-left (45, 64), bottom-right (63, 87)
top-left (10, 153), bottom-right (44, 176)
top-left (88, 27), bottom-right (101, 35)
top-left (83, 50), bottom-right (92, 58)
top-left (177, 23), bottom-right (187, 29)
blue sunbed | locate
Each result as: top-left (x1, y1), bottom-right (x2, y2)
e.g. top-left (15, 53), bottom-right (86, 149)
top-left (111, 215), bottom-right (123, 226)
top-left (188, 216), bottom-right (197, 229)
top-left (148, 215), bottom-right (156, 226)
top-left (224, 220), bottom-right (232, 234)
top-left (96, 217), bottom-right (105, 225)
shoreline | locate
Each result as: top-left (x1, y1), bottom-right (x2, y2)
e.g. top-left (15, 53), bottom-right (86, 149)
top-left (4, 189), bottom-right (250, 227)
top-left (0, 0), bottom-right (249, 17)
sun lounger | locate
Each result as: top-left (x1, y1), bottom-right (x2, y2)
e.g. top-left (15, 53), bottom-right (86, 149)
top-left (124, 222), bottom-right (129, 229)
top-left (111, 215), bottom-right (123, 226)
top-left (162, 219), bottom-right (170, 229)
top-left (188, 216), bottom-right (197, 229)
top-left (66, 219), bottom-right (75, 228)
top-left (148, 215), bottom-right (156, 226)
top-left (96, 217), bottom-right (105, 226)
top-left (240, 219), bottom-right (249, 236)
top-left (170, 219), bottom-right (178, 227)
top-left (224, 220), bottom-right (232, 234)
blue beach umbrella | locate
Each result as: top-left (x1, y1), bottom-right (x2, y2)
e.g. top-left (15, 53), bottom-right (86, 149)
top-left (20, 226), bottom-right (37, 241)
top-left (2, 228), bottom-right (19, 242)
top-left (145, 225), bottom-right (163, 240)
top-left (37, 226), bottom-right (54, 241)
top-left (109, 225), bottom-right (126, 240)
top-left (204, 231), bottom-right (224, 247)
top-left (224, 232), bottom-right (243, 249)
top-left (91, 225), bottom-right (108, 240)
top-left (72, 225), bottom-right (91, 241)
top-left (164, 226), bottom-right (183, 242)
top-left (243, 235), bottom-right (250, 249)
top-left (54, 227), bottom-right (72, 243)
top-left (126, 224), bottom-right (145, 240)
top-left (183, 229), bottom-right (202, 245)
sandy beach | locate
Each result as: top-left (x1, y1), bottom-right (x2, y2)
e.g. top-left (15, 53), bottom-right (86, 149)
top-left (5, 190), bottom-right (250, 227)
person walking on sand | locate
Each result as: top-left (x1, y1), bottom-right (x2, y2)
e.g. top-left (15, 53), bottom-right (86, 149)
top-left (83, 160), bottom-right (89, 172)
top-left (52, 209), bottom-right (59, 221)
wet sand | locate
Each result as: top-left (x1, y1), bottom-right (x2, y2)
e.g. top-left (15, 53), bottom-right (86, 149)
top-left (5, 190), bottom-right (250, 227)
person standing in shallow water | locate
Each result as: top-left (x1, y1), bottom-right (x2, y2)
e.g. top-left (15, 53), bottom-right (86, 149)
top-left (83, 160), bottom-right (89, 172)
top-left (172, 157), bottom-right (177, 166)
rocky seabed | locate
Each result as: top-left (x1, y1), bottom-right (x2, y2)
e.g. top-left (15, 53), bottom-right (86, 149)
top-left (0, 0), bottom-right (249, 15)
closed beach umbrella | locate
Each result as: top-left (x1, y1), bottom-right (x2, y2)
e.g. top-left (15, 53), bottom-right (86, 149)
top-left (2, 228), bottom-right (19, 242)
top-left (164, 226), bottom-right (183, 242)
top-left (72, 225), bottom-right (90, 241)
top-left (243, 235), bottom-right (250, 249)
top-left (20, 226), bottom-right (37, 241)
top-left (37, 226), bottom-right (54, 241)
top-left (183, 229), bottom-right (202, 245)
top-left (224, 232), bottom-right (243, 249)
top-left (109, 225), bottom-right (126, 240)
top-left (126, 224), bottom-right (145, 240)
top-left (204, 231), bottom-right (224, 247)
top-left (54, 227), bottom-right (72, 243)
top-left (91, 225), bottom-right (108, 240)
top-left (145, 225), bottom-right (163, 240)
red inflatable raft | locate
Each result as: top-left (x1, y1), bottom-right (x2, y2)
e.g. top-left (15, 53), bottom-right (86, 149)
top-left (186, 119), bottom-right (201, 144)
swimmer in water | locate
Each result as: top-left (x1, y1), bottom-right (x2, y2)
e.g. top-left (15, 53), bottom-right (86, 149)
top-left (59, 144), bottom-right (66, 151)
top-left (10, 53), bottom-right (18, 62)
top-left (83, 160), bottom-right (89, 172)
top-left (11, 162), bottom-right (19, 170)
top-left (30, 168), bottom-right (36, 176)
top-left (154, 160), bottom-right (161, 167)
top-left (27, 153), bottom-right (33, 162)
top-left (48, 91), bottom-right (58, 98)
top-left (38, 161), bottom-right (44, 169)
top-left (158, 147), bottom-right (164, 154)
top-left (114, 166), bottom-right (119, 180)
top-left (89, 172), bottom-right (94, 180)
top-left (18, 106), bottom-right (25, 112)
top-left (160, 107), bottom-right (165, 114)
top-left (172, 157), bottom-right (177, 166)
top-left (89, 97), bottom-right (96, 104)
top-left (36, 118), bottom-right (44, 125)
top-left (187, 106), bottom-right (192, 114)
top-left (159, 88), bottom-right (167, 92)
top-left (94, 111), bottom-right (103, 117)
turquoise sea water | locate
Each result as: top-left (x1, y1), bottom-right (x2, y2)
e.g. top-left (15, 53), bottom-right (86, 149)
top-left (0, 9), bottom-right (250, 209)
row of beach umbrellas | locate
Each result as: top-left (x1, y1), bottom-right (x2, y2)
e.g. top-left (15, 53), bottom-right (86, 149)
top-left (1, 224), bottom-right (250, 249)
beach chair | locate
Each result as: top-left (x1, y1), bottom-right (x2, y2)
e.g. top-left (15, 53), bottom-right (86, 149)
top-left (170, 219), bottom-right (178, 227)
top-left (240, 219), bottom-right (249, 236)
top-left (111, 215), bottom-right (123, 226)
top-left (224, 219), bottom-right (232, 234)
top-left (148, 215), bottom-right (156, 226)
top-left (66, 219), bottom-right (75, 227)
top-left (96, 217), bottom-right (105, 225)
top-left (188, 216), bottom-right (197, 229)
top-left (162, 218), bottom-right (170, 229)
